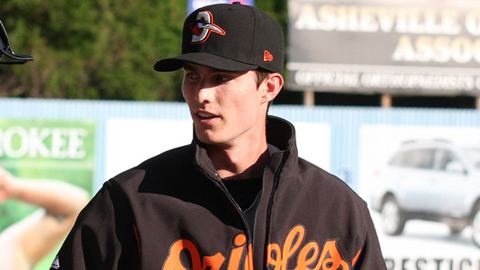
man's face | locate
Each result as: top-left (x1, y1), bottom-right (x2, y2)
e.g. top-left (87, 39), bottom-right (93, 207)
top-left (182, 63), bottom-right (268, 147)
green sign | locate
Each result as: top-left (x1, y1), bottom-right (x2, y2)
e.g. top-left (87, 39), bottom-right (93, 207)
top-left (0, 118), bottom-right (96, 270)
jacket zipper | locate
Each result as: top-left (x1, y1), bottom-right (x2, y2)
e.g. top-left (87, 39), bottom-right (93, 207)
top-left (195, 150), bottom-right (290, 270)
top-left (262, 151), bottom-right (289, 270)
top-left (194, 163), bottom-right (252, 235)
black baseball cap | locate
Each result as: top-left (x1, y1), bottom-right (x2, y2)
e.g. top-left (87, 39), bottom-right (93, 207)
top-left (154, 2), bottom-right (284, 73)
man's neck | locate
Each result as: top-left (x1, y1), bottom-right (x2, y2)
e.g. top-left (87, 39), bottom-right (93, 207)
top-left (206, 141), bottom-right (269, 180)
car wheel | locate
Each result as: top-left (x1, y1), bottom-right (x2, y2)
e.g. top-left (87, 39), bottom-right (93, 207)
top-left (381, 197), bottom-right (406, 236)
top-left (472, 206), bottom-right (480, 248)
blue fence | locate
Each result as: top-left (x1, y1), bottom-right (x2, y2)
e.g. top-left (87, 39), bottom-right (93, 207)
top-left (1, 97), bottom-right (479, 191)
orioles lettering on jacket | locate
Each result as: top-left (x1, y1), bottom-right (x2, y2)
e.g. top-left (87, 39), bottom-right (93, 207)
top-left (162, 225), bottom-right (361, 270)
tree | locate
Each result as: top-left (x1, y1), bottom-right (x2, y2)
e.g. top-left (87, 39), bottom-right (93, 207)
top-left (0, 0), bottom-right (288, 101)
top-left (0, 0), bottom-right (186, 100)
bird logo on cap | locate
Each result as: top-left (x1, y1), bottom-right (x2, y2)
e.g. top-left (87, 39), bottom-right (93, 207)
top-left (191, 11), bottom-right (226, 44)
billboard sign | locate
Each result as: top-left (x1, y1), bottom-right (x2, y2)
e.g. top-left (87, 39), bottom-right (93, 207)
top-left (0, 119), bottom-right (96, 270)
top-left (287, 0), bottom-right (480, 96)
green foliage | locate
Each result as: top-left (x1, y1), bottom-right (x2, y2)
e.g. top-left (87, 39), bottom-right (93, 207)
top-left (0, 0), bottom-right (287, 100)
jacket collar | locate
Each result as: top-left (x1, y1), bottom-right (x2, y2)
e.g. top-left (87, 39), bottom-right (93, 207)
top-left (192, 115), bottom-right (299, 180)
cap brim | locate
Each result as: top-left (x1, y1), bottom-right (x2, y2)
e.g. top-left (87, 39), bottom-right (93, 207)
top-left (154, 52), bottom-right (257, 72)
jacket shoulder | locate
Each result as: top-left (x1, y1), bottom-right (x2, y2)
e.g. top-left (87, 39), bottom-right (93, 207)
top-left (297, 157), bottom-right (367, 207)
top-left (137, 144), bottom-right (194, 169)
top-left (107, 144), bottom-right (194, 189)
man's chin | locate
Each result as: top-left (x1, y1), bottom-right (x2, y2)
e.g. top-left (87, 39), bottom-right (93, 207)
top-left (195, 128), bottom-right (216, 143)
top-left (195, 133), bottom-right (229, 148)
top-left (196, 135), bottom-right (219, 145)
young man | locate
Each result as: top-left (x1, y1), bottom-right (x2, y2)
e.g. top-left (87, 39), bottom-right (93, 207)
top-left (52, 3), bottom-right (387, 269)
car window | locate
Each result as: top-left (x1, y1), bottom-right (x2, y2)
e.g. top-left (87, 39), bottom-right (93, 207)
top-left (389, 151), bottom-right (406, 166)
top-left (436, 149), bottom-right (461, 171)
top-left (389, 148), bottom-right (435, 169)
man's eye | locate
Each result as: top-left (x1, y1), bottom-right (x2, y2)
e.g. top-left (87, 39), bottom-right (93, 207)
top-left (213, 74), bottom-right (230, 83)
top-left (185, 72), bottom-right (199, 81)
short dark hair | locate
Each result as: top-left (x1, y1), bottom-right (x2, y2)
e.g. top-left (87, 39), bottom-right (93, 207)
top-left (255, 69), bottom-right (269, 87)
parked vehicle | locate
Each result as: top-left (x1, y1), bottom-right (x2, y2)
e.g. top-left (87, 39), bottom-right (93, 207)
top-left (370, 139), bottom-right (480, 248)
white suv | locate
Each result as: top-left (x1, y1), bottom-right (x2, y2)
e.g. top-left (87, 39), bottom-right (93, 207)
top-left (370, 139), bottom-right (480, 248)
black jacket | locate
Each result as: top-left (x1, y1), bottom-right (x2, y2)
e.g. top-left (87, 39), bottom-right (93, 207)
top-left (52, 116), bottom-right (386, 270)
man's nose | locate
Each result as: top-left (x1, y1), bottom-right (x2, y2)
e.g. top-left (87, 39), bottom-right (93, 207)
top-left (195, 84), bottom-right (215, 103)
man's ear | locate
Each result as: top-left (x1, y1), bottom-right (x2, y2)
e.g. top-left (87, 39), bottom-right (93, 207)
top-left (261, 73), bottom-right (284, 104)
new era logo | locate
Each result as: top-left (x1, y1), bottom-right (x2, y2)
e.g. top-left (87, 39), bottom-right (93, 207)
top-left (264, 50), bottom-right (274, 62)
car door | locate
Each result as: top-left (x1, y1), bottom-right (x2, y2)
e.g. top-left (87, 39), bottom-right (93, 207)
top-left (394, 148), bottom-right (438, 212)
top-left (428, 148), bottom-right (470, 217)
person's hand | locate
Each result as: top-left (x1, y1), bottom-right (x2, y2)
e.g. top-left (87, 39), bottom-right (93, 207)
top-left (0, 166), bottom-right (15, 202)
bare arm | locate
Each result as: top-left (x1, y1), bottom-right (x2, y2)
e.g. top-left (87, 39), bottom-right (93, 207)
top-left (0, 167), bottom-right (89, 267)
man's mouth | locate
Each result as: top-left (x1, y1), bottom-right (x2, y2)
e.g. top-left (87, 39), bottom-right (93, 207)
top-left (198, 112), bottom-right (215, 119)
top-left (196, 111), bottom-right (219, 121)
